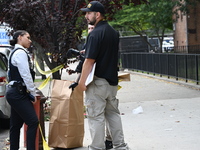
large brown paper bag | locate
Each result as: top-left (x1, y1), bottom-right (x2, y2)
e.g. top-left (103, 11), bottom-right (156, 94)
top-left (48, 79), bottom-right (84, 148)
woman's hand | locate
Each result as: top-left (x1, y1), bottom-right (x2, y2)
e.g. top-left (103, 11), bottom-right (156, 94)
top-left (29, 93), bottom-right (37, 104)
top-left (32, 97), bottom-right (37, 104)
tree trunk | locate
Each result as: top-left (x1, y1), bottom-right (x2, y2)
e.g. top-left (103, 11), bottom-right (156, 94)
top-left (32, 41), bottom-right (61, 80)
top-left (34, 46), bottom-right (46, 80)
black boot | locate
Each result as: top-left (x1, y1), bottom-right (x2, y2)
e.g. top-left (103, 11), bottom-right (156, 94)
top-left (105, 140), bottom-right (113, 149)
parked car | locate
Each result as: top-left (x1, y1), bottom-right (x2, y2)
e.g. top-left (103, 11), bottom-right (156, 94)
top-left (0, 45), bottom-right (11, 128)
top-left (162, 41), bottom-right (174, 52)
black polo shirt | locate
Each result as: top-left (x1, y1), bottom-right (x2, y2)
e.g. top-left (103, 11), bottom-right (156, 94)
top-left (85, 21), bottom-right (119, 85)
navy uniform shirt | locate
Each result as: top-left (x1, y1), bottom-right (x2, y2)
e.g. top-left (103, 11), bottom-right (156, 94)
top-left (85, 21), bottom-right (119, 85)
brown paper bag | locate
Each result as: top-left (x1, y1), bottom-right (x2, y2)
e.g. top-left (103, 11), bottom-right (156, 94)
top-left (48, 79), bottom-right (84, 148)
top-left (118, 72), bottom-right (131, 81)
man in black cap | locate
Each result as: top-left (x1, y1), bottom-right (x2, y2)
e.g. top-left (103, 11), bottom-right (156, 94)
top-left (79, 1), bottom-right (129, 150)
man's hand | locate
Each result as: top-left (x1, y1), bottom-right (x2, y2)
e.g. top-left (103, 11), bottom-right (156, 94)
top-left (78, 82), bottom-right (87, 91)
top-left (78, 58), bottom-right (95, 91)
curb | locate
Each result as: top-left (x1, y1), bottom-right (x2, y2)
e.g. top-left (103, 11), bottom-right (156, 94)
top-left (123, 70), bottom-right (200, 91)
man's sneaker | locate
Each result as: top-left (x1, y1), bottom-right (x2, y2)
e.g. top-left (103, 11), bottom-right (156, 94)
top-left (105, 140), bottom-right (113, 149)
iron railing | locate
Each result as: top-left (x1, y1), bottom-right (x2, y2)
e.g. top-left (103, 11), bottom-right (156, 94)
top-left (120, 52), bottom-right (200, 84)
top-left (174, 45), bottom-right (200, 54)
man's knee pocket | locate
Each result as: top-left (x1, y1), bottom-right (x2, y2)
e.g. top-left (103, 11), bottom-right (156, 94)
top-left (85, 99), bottom-right (103, 118)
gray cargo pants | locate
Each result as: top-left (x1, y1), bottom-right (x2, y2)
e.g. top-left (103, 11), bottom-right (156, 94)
top-left (85, 76), bottom-right (129, 150)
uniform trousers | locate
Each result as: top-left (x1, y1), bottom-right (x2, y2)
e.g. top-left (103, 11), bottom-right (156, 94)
top-left (85, 76), bottom-right (129, 150)
top-left (6, 86), bottom-right (38, 150)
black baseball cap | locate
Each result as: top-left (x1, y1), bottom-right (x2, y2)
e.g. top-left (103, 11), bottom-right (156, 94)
top-left (80, 1), bottom-right (105, 14)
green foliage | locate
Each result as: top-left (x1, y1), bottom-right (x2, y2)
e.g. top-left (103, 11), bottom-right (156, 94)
top-left (110, 0), bottom-right (176, 37)
top-left (110, 0), bottom-right (200, 36)
top-left (147, 0), bottom-right (175, 28)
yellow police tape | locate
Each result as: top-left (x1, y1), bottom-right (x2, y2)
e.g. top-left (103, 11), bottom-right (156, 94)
top-left (39, 123), bottom-right (50, 150)
top-left (35, 61), bottom-right (64, 75)
top-left (35, 61), bottom-right (64, 90)
top-left (35, 61), bottom-right (122, 90)
top-left (118, 79), bottom-right (122, 90)
top-left (118, 85), bottom-right (122, 90)
top-left (38, 76), bottom-right (51, 90)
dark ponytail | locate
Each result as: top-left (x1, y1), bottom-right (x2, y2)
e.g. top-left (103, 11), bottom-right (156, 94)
top-left (9, 30), bottom-right (28, 46)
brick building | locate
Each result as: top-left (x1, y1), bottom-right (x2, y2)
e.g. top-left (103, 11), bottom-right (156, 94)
top-left (174, 1), bottom-right (200, 53)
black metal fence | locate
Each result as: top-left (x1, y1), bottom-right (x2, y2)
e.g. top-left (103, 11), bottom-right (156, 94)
top-left (120, 52), bottom-right (200, 84)
top-left (174, 45), bottom-right (200, 54)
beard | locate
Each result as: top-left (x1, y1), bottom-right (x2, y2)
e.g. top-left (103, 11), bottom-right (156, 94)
top-left (88, 20), bottom-right (95, 25)
top-left (88, 17), bottom-right (96, 25)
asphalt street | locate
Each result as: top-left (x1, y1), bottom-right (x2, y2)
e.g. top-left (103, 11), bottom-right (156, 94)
top-left (1, 63), bottom-right (200, 150)
top-left (42, 69), bottom-right (200, 150)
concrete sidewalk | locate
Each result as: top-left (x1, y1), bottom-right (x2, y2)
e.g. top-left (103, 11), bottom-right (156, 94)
top-left (19, 70), bottom-right (200, 150)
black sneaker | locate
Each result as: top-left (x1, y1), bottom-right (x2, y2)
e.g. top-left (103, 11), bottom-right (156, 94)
top-left (105, 140), bottom-right (113, 149)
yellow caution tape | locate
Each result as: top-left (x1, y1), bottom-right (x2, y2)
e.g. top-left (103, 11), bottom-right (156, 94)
top-left (39, 123), bottom-right (50, 150)
top-left (35, 60), bottom-right (64, 89)
top-left (35, 61), bottom-right (64, 75)
top-left (38, 76), bottom-right (51, 90)
top-left (51, 64), bottom-right (64, 73)
top-left (117, 79), bottom-right (123, 90)
top-left (46, 52), bottom-right (51, 56)
top-left (36, 60), bottom-right (123, 91)
top-left (118, 85), bottom-right (122, 90)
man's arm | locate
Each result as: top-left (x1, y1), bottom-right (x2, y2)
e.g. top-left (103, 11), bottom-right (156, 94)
top-left (78, 58), bottom-right (95, 91)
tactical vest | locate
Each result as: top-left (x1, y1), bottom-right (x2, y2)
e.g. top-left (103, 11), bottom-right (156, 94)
top-left (8, 48), bottom-right (35, 82)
